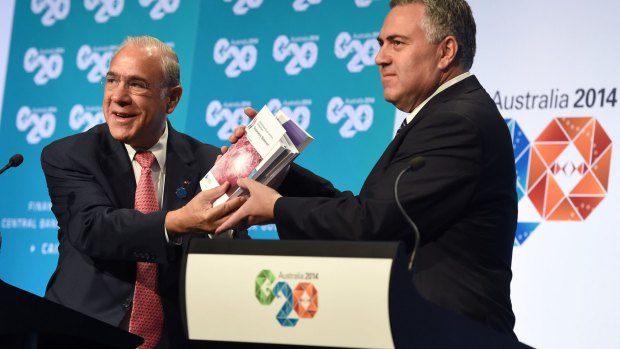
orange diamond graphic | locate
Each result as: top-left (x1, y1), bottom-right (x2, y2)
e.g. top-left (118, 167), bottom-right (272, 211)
top-left (293, 283), bottom-right (318, 319)
top-left (527, 117), bottom-right (612, 221)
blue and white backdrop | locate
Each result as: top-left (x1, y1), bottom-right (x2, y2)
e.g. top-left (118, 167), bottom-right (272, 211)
top-left (0, 1), bottom-right (618, 348)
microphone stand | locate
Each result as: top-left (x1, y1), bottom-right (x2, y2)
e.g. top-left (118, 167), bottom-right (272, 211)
top-left (393, 156), bottom-right (425, 271)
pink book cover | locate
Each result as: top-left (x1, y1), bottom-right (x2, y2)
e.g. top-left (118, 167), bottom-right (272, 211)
top-left (208, 135), bottom-right (263, 196)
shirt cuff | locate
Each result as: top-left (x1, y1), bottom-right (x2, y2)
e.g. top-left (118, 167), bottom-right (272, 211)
top-left (165, 225), bottom-right (182, 245)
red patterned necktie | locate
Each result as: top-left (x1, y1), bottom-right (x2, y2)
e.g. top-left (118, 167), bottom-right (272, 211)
top-left (129, 151), bottom-right (163, 349)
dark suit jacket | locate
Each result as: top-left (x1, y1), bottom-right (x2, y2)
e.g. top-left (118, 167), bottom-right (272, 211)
top-left (41, 122), bottom-right (221, 348)
top-left (275, 76), bottom-right (518, 336)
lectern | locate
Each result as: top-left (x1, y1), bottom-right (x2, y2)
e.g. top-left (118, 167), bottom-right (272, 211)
top-left (0, 279), bottom-right (142, 349)
top-left (181, 239), bottom-right (531, 349)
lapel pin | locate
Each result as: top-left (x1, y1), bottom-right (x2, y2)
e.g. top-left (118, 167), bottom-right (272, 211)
top-left (175, 187), bottom-right (188, 199)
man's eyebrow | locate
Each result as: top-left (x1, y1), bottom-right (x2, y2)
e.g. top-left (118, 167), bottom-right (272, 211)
top-left (105, 71), bottom-right (149, 82)
top-left (378, 34), bottom-right (406, 43)
top-left (385, 34), bottom-right (408, 42)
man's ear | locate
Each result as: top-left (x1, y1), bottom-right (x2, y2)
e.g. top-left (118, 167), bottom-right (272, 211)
top-left (166, 85), bottom-right (183, 114)
top-left (437, 35), bottom-right (459, 70)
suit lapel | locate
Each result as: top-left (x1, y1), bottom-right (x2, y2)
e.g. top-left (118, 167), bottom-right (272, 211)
top-left (99, 125), bottom-right (135, 209)
top-left (97, 123), bottom-right (202, 211)
top-left (162, 125), bottom-right (202, 211)
top-left (376, 76), bottom-right (484, 170)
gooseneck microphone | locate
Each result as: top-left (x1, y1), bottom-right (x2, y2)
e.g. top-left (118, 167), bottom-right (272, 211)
top-left (0, 154), bottom-right (24, 176)
top-left (393, 156), bottom-right (426, 271)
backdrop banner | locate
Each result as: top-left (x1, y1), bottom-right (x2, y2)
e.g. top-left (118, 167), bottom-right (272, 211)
top-left (0, 1), bottom-right (617, 348)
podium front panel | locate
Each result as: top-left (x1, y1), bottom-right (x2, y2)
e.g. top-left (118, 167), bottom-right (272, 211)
top-left (183, 240), bottom-right (398, 349)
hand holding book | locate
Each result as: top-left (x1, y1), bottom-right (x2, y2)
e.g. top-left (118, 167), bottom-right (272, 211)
top-left (218, 107), bottom-right (258, 159)
top-left (200, 105), bottom-right (313, 207)
top-left (215, 177), bottom-right (281, 233)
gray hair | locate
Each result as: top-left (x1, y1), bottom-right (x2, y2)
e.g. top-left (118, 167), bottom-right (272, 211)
top-left (114, 35), bottom-right (181, 88)
top-left (389, 0), bottom-right (476, 70)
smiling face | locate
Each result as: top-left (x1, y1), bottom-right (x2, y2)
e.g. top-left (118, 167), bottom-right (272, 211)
top-left (103, 44), bottom-right (181, 149)
top-left (375, 3), bottom-right (444, 113)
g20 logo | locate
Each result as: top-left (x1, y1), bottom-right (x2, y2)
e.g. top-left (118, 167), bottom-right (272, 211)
top-left (334, 32), bottom-right (379, 73)
top-left (76, 45), bottom-right (115, 83)
top-left (224, 0), bottom-right (263, 15)
top-left (213, 38), bottom-right (258, 78)
top-left (267, 98), bottom-right (311, 130)
top-left (273, 35), bottom-right (319, 76)
top-left (205, 100), bottom-right (250, 140)
top-left (327, 96), bottom-right (374, 138)
top-left (506, 117), bottom-right (612, 245)
top-left (139, 0), bottom-right (180, 20)
top-left (31, 0), bottom-right (70, 26)
top-left (255, 269), bottom-right (318, 327)
top-left (69, 104), bottom-right (104, 132)
top-left (23, 48), bottom-right (64, 85)
top-left (84, 0), bottom-right (125, 23)
top-left (355, 0), bottom-right (373, 7)
top-left (292, 0), bottom-right (321, 12)
top-left (16, 106), bottom-right (57, 144)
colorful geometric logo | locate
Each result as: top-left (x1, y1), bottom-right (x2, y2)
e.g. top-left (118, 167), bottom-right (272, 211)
top-left (506, 119), bottom-right (540, 245)
top-left (527, 117), bottom-right (612, 220)
top-left (254, 269), bottom-right (319, 327)
top-left (505, 117), bottom-right (612, 245)
top-left (255, 269), bottom-right (276, 305)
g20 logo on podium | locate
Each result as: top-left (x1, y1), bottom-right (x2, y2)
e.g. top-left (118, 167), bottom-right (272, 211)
top-left (505, 117), bottom-right (612, 245)
top-left (255, 269), bottom-right (319, 327)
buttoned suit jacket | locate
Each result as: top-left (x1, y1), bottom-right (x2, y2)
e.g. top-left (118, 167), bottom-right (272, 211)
top-left (274, 76), bottom-right (518, 336)
top-left (41, 122), bottom-right (221, 347)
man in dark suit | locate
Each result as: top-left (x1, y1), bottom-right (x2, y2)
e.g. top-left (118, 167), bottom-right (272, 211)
top-left (217, 0), bottom-right (518, 337)
top-left (42, 36), bottom-right (244, 348)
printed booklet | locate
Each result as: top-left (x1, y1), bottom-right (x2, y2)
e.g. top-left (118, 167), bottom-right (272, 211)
top-left (199, 105), bottom-right (313, 206)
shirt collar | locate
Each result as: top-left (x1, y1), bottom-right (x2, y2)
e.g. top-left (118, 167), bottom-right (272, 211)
top-left (405, 72), bottom-right (472, 124)
top-left (124, 122), bottom-right (168, 169)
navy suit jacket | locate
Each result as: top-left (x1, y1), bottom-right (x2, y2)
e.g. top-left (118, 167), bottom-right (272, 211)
top-left (275, 76), bottom-right (518, 336)
top-left (42, 122), bottom-right (221, 348)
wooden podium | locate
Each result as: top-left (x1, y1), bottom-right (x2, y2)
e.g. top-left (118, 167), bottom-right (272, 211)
top-left (181, 239), bottom-right (532, 349)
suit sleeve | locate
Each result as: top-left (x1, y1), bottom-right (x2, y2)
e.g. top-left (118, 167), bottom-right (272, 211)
top-left (274, 110), bottom-right (482, 249)
top-left (41, 142), bottom-right (170, 263)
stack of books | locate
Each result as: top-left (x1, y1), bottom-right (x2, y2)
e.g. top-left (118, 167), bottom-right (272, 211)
top-left (200, 105), bottom-right (313, 206)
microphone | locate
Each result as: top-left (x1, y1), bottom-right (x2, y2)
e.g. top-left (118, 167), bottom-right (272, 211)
top-left (393, 156), bottom-right (426, 271)
top-left (0, 154), bottom-right (24, 176)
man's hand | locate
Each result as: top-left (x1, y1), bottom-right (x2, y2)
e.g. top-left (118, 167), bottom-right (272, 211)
top-left (165, 183), bottom-right (246, 235)
top-left (219, 107), bottom-right (258, 158)
top-left (215, 177), bottom-right (281, 233)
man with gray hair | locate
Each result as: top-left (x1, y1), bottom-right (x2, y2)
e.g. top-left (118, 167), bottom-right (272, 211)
top-left (218, 0), bottom-right (518, 337)
top-left (42, 36), bottom-right (245, 348)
